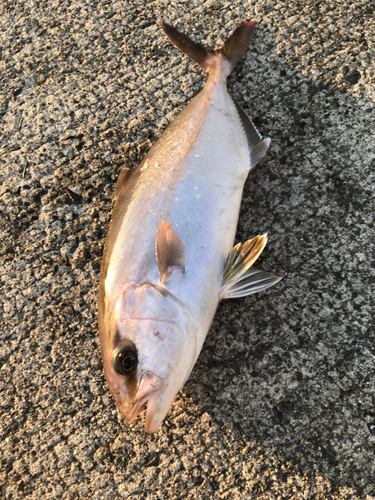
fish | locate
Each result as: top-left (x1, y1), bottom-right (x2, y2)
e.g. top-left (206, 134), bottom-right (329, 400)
top-left (98, 20), bottom-right (281, 433)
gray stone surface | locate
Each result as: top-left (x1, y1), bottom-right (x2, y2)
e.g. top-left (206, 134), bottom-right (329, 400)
top-left (0, 0), bottom-right (374, 498)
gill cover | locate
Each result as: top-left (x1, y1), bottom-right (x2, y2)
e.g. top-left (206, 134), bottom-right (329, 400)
top-left (107, 284), bottom-right (197, 433)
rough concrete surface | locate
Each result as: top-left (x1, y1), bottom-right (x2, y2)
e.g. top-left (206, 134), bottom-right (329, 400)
top-left (0, 0), bottom-right (374, 498)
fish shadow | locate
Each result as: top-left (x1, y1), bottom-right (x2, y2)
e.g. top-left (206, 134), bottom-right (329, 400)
top-left (184, 51), bottom-right (374, 497)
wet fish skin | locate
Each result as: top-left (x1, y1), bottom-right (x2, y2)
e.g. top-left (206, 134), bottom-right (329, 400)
top-left (98, 20), bottom-right (280, 433)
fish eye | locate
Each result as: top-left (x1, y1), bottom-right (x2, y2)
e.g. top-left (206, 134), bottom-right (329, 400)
top-left (113, 344), bottom-right (138, 376)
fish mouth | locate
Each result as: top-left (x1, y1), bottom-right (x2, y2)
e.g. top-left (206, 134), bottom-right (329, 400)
top-left (128, 371), bottom-right (164, 425)
top-left (128, 395), bottom-right (149, 423)
top-left (144, 396), bottom-right (164, 433)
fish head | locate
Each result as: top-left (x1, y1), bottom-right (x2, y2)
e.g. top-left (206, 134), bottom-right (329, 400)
top-left (103, 284), bottom-right (197, 433)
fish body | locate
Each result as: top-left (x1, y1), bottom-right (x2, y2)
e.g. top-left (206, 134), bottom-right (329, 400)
top-left (98, 21), bottom-right (280, 433)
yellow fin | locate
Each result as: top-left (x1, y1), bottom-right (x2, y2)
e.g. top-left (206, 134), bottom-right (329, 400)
top-left (221, 235), bottom-right (281, 299)
top-left (223, 234), bottom-right (268, 286)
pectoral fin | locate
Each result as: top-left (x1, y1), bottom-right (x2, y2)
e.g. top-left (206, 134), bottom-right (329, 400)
top-left (156, 221), bottom-right (186, 284)
top-left (221, 235), bottom-right (281, 299)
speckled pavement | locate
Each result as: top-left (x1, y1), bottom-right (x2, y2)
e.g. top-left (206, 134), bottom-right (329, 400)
top-left (1, 1), bottom-right (374, 498)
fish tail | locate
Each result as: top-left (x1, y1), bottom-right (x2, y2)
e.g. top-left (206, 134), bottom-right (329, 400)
top-left (161, 20), bottom-right (255, 77)
top-left (216, 21), bottom-right (255, 74)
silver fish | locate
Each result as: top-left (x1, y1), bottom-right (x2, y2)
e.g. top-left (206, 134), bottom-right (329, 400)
top-left (98, 20), bottom-right (281, 433)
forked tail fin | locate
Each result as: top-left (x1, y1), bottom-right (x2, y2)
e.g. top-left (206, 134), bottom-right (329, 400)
top-left (161, 20), bottom-right (255, 77)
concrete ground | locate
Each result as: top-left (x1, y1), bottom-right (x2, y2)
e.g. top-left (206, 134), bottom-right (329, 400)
top-left (0, 0), bottom-right (374, 498)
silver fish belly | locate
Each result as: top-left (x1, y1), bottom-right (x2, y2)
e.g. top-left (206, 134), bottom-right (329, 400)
top-left (98, 20), bottom-right (281, 433)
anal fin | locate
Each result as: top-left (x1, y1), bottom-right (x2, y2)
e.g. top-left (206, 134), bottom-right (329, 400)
top-left (233, 99), bottom-right (271, 168)
top-left (221, 235), bottom-right (281, 299)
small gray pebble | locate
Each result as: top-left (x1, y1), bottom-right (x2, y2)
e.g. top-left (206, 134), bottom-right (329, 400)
top-left (36, 74), bottom-right (46, 85)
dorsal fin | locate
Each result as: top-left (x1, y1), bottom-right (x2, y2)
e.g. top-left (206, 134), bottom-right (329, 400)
top-left (115, 168), bottom-right (133, 199)
top-left (156, 221), bottom-right (186, 284)
top-left (233, 100), bottom-right (271, 168)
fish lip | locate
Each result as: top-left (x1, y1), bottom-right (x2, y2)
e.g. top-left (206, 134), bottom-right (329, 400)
top-left (128, 395), bottom-right (149, 423)
top-left (145, 409), bottom-right (162, 434)
top-left (128, 371), bottom-right (164, 424)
